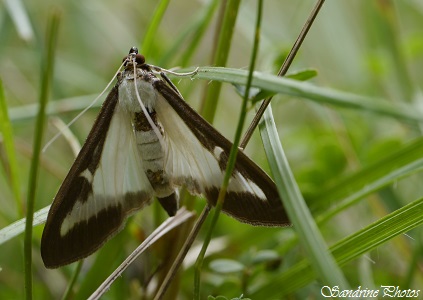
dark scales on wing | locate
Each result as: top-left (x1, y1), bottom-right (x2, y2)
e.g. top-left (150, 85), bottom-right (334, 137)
top-left (43, 191), bottom-right (151, 268)
top-left (70, 176), bottom-right (92, 203)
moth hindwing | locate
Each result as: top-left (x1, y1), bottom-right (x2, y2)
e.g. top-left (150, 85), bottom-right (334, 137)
top-left (41, 47), bottom-right (290, 268)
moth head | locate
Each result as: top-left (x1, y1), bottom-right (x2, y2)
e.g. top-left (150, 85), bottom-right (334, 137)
top-left (122, 47), bottom-right (145, 68)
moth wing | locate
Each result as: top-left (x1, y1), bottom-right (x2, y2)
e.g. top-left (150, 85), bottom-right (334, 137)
top-left (41, 87), bottom-right (154, 268)
top-left (154, 81), bottom-right (289, 226)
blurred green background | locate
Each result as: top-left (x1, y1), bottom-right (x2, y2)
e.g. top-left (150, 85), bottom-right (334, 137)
top-left (1, 0), bottom-right (423, 299)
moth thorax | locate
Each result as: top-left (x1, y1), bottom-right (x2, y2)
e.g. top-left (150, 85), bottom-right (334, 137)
top-left (119, 73), bottom-right (158, 113)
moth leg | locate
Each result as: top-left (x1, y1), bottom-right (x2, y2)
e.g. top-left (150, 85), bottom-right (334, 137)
top-left (160, 72), bottom-right (184, 98)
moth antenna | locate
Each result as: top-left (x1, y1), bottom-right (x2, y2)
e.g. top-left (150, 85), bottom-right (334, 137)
top-left (131, 57), bottom-right (166, 149)
top-left (149, 65), bottom-right (199, 77)
top-left (42, 61), bottom-right (126, 153)
top-left (50, 117), bottom-right (81, 156)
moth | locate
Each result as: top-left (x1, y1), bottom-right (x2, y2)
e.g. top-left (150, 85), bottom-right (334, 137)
top-left (41, 47), bottom-right (290, 268)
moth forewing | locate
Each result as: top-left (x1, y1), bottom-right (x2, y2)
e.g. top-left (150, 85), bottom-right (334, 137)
top-left (153, 80), bottom-right (289, 226)
top-left (41, 47), bottom-right (289, 269)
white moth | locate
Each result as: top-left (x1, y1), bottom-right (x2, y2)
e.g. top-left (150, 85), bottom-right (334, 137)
top-left (41, 47), bottom-right (289, 268)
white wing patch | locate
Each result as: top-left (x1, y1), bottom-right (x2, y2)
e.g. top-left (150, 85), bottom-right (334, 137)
top-left (60, 106), bottom-right (154, 237)
top-left (212, 145), bottom-right (266, 199)
top-left (154, 93), bottom-right (266, 201)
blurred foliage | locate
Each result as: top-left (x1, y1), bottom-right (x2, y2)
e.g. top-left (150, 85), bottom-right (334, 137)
top-left (1, 0), bottom-right (423, 299)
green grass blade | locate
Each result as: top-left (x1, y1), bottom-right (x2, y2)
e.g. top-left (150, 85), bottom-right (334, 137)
top-left (0, 206), bottom-right (50, 245)
top-left (24, 10), bottom-right (60, 299)
top-left (200, 0), bottom-right (241, 122)
top-left (140, 0), bottom-right (170, 59)
top-left (159, 0), bottom-right (220, 67)
top-left (317, 158), bottom-right (423, 224)
top-left (8, 94), bottom-right (99, 123)
top-left (193, 67), bottom-right (422, 122)
top-left (194, 1), bottom-right (261, 298)
top-left (259, 104), bottom-right (350, 289)
top-left (331, 198), bottom-right (423, 264)
top-left (179, 0), bottom-right (220, 67)
top-left (62, 261), bottom-right (83, 300)
top-left (310, 138), bottom-right (423, 215)
top-left (367, 2), bottom-right (413, 101)
top-left (3, 0), bottom-right (34, 41)
top-left (0, 78), bottom-right (23, 218)
top-left (251, 195), bottom-right (423, 298)
top-left (11, 67), bottom-right (420, 124)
